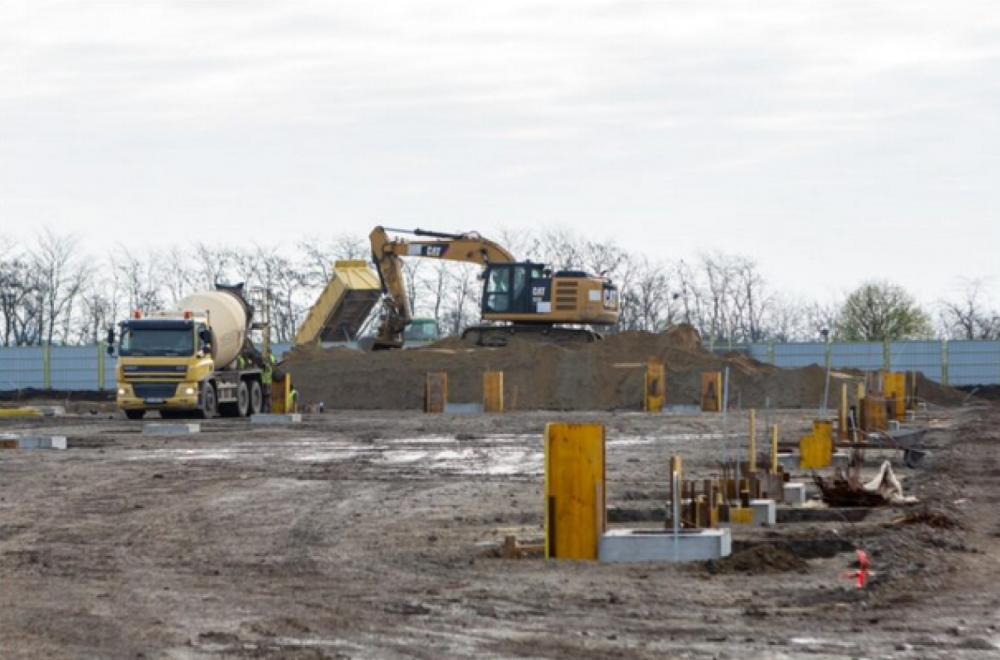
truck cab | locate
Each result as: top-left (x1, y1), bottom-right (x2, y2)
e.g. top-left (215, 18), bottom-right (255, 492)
top-left (111, 286), bottom-right (264, 420)
top-left (113, 318), bottom-right (215, 419)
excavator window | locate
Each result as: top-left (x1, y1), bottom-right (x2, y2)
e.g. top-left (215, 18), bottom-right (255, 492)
top-left (485, 267), bottom-right (510, 312)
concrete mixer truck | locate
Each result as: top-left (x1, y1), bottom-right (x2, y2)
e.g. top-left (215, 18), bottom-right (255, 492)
top-left (107, 284), bottom-right (270, 420)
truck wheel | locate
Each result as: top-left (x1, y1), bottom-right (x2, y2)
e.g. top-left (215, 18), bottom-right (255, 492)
top-left (124, 410), bottom-right (145, 420)
top-left (236, 380), bottom-right (250, 417)
top-left (249, 380), bottom-right (263, 415)
top-left (200, 382), bottom-right (218, 419)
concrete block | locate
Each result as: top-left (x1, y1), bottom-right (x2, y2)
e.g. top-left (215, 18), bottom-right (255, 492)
top-left (251, 413), bottom-right (303, 425)
top-left (142, 423), bottom-right (200, 436)
top-left (599, 528), bottom-right (731, 563)
top-left (444, 403), bottom-right (483, 415)
top-left (664, 404), bottom-right (701, 416)
top-left (32, 405), bottom-right (66, 417)
top-left (777, 452), bottom-right (800, 471)
top-left (832, 451), bottom-right (850, 469)
top-left (0, 434), bottom-right (67, 450)
top-left (783, 482), bottom-right (807, 506)
top-left (750, 499), bottom-right (777, 526)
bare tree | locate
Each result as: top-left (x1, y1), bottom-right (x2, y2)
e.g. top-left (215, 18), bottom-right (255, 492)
top-left (296, 233), bottom-right (368, 287)
top-left (191, 242), bottom-right (233, 289)
top-left (443, 264), bottom-right (480, 336)
top-left (31, 228), bottom-right (91, 344)
top-left (112, 246), bottom-right (163, 316)
top-left (423, 262), bottom-right (450, 325)
top-left (939, 278), bottom-right (1000, 340)
top-left (730, 256), bottom-right (771, 342)
top-left (0, 241), bottom-right (44, 345)
top-left (619, 257), bottom-right (676, 332)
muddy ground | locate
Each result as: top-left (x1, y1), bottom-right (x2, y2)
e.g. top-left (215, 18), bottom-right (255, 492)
top-left (2, 404), bottom-right (999, 659)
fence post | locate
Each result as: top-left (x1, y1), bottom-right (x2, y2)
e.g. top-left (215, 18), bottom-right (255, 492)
top-left (882, 340), bottom-right (891, 371)
top-left (42, 343), bottom-right (52, 389)
top-left (941, 340), bottom-right (949, 387)
top-left (767, 341), bottom-right (775, 366)
top-left (97, 342), bottom-right (105, 391)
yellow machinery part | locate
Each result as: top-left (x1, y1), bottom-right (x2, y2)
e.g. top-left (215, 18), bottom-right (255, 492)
top-left (294, 261), bottom-right (381, 345)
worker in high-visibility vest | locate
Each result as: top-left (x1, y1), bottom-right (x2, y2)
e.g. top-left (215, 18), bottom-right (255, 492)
top-left (261, 355), bottom-right (274, 412)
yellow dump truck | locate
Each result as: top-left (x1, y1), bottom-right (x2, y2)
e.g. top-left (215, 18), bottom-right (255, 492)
top-left (109, 284), bottom-right (268, 420)
top-left (294, 260), bottom-right (381, 346)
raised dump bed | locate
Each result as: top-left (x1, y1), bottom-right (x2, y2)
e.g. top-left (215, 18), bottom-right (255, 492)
top-left (294, 260), bottom-right (381, 345)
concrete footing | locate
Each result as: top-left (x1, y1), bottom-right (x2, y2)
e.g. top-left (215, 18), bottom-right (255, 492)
top-left (0, 434), bottom-right (67, 449)
top-left (142, 423), bottom-right (200, 436)
top-left (599, 528), bottom-right (732, 563)
top-left (663, 404), bottom-right (701, 416)
top-left (750, 499), bottom-right (777, 526)
top-left (777, 452), bottom-right (799, 471)
top-left (444, 403), bottom-right (483, 415)
top-left (251, 414), bottom-right (302, 424)
top-left (832, 451), bottom-right (850, 469)
top-left (783, 482), bottom-right (807, 506)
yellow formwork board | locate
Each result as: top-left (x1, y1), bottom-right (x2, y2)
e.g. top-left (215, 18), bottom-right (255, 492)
top-left (701, 372), bottom-right (722, 412)
top-left (728, 508), bottom-right (754, 524)
top-left (0, 409), bottom-right (41, 418)
top-left (271, 376), bottom-right (291, 414)
top-left (645, 357), bottom-right (665, 413)
top-left (425, 372), bottom-right (448, 413)
top-left (770, 424), bottom-right (779, 473)
top-left (839, 383), bottom-right (849, 440)
top-left (883, 372), bottom-right (906, 420)
top-left (483, 372), bottom-right (504, 413)
top-left (544, 423), bottom-right (606, 560)
top-left (801, 420), bottom-right (833, 469)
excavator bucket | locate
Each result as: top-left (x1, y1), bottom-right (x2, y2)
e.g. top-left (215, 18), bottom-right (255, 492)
top-left (294, 260), bottom-right (381, 345)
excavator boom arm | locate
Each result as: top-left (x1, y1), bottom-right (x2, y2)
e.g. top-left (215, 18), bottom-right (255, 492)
top-left (369, 226), bottom-right (515, 349)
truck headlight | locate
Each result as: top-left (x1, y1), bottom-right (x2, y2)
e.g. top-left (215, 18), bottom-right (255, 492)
top-left (118, 388), bottom-right (126, 396)
top-left (185, 387), bottom-right (195, 395)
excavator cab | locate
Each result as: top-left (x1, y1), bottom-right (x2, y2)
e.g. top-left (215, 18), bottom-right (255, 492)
top-left (480, 262), bottom-right (619, 327)
top-left (482, 263), bottom-right (548, 315)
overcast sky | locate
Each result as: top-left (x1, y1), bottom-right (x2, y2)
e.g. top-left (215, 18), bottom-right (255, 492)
top-left (1, 1), bottom-right (998, 305)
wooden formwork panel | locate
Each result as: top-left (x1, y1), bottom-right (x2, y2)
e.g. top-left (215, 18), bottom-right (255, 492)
top-left (862, 396), bottom-right (888, 432)
top-left (883, 372), bottom-right (906, 420)
top-left (425, 372), bottom-right (448, 413)
top-left (645, 357), bottom-right (665, 413)
top-left (701, 372), bottom-right (722, 412)
top-left (544, 423), bottom-right (606, 560)
top-left (483, 372), bottom-right (504, 413)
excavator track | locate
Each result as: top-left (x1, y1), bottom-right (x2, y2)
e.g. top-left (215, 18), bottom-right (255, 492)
top-left (461, 324), bottom-right (603, 347)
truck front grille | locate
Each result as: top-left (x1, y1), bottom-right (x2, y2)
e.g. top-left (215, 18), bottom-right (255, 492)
top-left (132, 383), bottom-right (179, 399)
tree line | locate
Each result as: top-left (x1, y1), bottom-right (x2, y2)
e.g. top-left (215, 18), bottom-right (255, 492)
top-left (1, 228), bottom-right (997, 347)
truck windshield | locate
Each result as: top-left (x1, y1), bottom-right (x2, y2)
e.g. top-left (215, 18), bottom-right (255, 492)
top-left (405, 320), bottom-right (439, 341)
top-left (119, 323), bottom-right (194, 357)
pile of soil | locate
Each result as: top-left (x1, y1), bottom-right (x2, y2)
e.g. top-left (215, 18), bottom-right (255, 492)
top-left (282, 325), bottom-right (965, 411)
top-left (704, 543), bottom-right (809, 575)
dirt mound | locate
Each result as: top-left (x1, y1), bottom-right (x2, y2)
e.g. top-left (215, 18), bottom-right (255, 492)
top-left (705, 544), bottom-right (808, 575)
top-left (282, 325), bottom-right (965, 411)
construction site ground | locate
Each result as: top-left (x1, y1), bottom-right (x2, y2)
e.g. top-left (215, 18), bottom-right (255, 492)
top-left (2, 404), bottom-right (999, 659)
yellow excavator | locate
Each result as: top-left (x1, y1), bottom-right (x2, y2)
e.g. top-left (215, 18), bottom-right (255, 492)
top-left (369, 226), bottom-right (620, 349)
